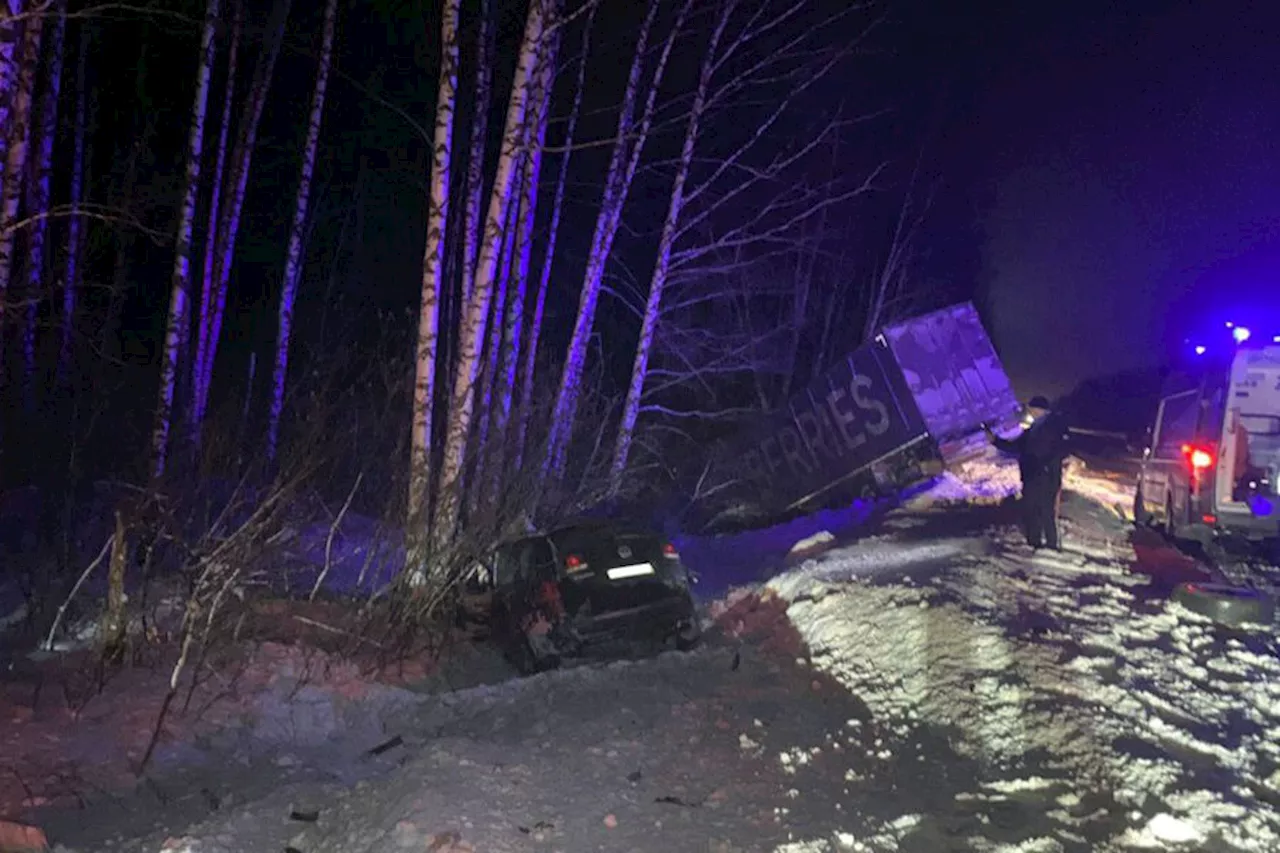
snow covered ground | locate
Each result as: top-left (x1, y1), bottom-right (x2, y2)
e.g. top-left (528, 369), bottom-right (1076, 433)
top-left (6, 449), bottom-right (1276, 853)
top-left (769, 452), bottom-right (1280, 852)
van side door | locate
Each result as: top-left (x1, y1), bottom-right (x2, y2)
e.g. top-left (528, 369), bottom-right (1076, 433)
top-left (1143, 389), bottom-right (1200, 521)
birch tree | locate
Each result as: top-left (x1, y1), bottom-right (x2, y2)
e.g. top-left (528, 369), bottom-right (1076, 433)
top-left (266, 0), bottom-right (339, 461)
top-left (58, 23), bottom-right (90, 386)
top-left (431, 0), bottom-right (554, 550)
top-left (458, 0), bottom-right (493, 309)
top-left (0, 0), bottom-right (44, 368)
top-left (468, 165), bottom-right (523, 513)
top-left (0, 0), bottom-right (23, 177)
top-left (514, 2), bottom-right (594, 472)
top-left (608, 0), bottom-right (887, 483)
top-left (404, 0), bottom-right (460, 579)
top-left (487, 18), bottom-right (560, 502)
top-left (189, 0), bottom-right (242, 441)
top-left (610, 0), bottom-right (730, 487)
top-left (191, 0), bottom-right (292, 438)
top-left (150, 0), bottom-right (221, 478)
top-left (542, 0), bottom-right (688, 482)
top-left (21, 0), bottom-right (65, 408)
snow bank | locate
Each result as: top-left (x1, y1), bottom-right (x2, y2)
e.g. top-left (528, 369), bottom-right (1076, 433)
top-left (906, 453), bottom-right (1022, 509)
top-left (677, 499), bottom-right (877, 598)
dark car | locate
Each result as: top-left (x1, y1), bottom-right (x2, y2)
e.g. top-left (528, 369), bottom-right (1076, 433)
top-left (484, 520), bottom-right (701, 674)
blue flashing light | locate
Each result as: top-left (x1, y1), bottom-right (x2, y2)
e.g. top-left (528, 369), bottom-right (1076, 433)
top-left (1194, 345), bottom-right (1207, 355)
top-left (1226, 321), bottom-right (1235, 328)
top-left (1233, 326), bottom-right (1252, 344)
top-left (1250, 495), bottom-right (1274, 518)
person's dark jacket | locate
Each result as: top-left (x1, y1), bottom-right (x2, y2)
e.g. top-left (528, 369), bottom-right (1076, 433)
top-left (993, 410), bottom-right (1072, 487)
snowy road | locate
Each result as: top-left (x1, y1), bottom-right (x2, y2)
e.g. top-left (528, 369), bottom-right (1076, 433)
top-left (14, 455), bottom-right (1280, 853)
top-left (770, 460), bottom-right (1280, 852)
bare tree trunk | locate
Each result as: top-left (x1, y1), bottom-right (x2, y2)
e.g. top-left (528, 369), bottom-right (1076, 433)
top-left (0, 0), bottom-right (45, 373)
top-left (543, 0), bottom-right (685, 482)
top-left (611, 0), bottom-right (728, 488)
top-left (189, 0), bottom-right (242, 443)
top-left (265, 0), bottom-right (338, 462)
top-left (431, 0), bottom-right (552, 549)
top-left (468, 169), bottom-right (522, 518)
top-left (150, 0), bottom-right (221, 479)
top-left (22, 0), bottom-right (65, 410)
top-left (488, 20), bottom-right (559, 503)
top-left (459, 0), bottom-right (493, 310)
top-left (58, 22), bottom-right (89, 387)
top-left (403, 0), bottom-right (461, 580)
top-left (514, 3), bottom-right (593, 474)
top-left (863, 156), bottom-right (931, 342)
top-left (0, 0), bottom-right (24, 178)
top-left (193, 0), bottom-right (291, 436)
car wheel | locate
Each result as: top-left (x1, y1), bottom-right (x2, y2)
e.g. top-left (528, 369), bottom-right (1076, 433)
top-left (674, 598), bottom-right (702, 652)
top-left (675, 622), bottom-right (702, 652)
top-left (1133, 487), bottom-right (1151, 527)
top-left (1172, 582), bottom-right (1277, 627)
top-left (513, 629), bottom-right (561, 676)
top-left (1164, 494), bottom-right (1179, 540)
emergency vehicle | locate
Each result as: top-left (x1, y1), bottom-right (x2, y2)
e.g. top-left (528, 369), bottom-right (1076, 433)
top-left (1135, 325), bottom-right (1280, 551)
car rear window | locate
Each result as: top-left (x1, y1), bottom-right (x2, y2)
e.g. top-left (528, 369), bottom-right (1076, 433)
top-left (550, 526), bottom-right (664, 569)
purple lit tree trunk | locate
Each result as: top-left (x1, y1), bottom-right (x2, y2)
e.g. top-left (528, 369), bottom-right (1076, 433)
top-left (265, 0), bottom-right (338, 462)
top-left (22, 0), bottom-right (65, 410)
top-left (58, 23), bottom-right (89, 387)
top-left (488, 21), bottom-right (559, 502)
top-left (468, 169), bottom-right (522, 517)
top-left (513, 3), bottom-right (593, 473)
top-left (404, 0), bottom-right (459, 581)
top-left (459, 0), bottom-right (493, 310)
top-left (542, 0), bottom-right (684, 482)
top-left (0, 0), bottom-right (24, 179)
top-left (150, 0), bottom-right (221, 478)
top-left (432, 0), bottom-right (553, 548)
top-left (193, 0), bottom-right (291, 435)
top-left (611, 1), bottom-right (730, 488)
top-left (0, 0), bottom-right (44, 377)
top-left (189, 0), bottom-right (242, 444)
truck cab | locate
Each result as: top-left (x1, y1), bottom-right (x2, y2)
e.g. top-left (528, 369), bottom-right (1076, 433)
top-left (1136, 342), bottom-right (1280, 549)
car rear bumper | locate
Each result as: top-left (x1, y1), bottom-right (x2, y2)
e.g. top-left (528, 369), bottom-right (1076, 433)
top-left (568, 594), bottom-right (697, 645)
top-left (1213, 509), bottom-right (1280, 541)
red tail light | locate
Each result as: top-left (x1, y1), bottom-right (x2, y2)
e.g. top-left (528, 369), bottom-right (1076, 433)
top-left (564, 554), bottom-right (588, 572)
top-left (1181, 444), bottom-right (1215, 471)
top-left (662, 542), bottom-right (679, 558)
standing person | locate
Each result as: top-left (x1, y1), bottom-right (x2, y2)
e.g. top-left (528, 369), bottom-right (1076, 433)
top-left (984, 396), bottom-right (1072, 550)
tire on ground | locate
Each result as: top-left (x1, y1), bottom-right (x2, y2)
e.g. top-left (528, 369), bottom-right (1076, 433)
top-left (1171, 582), bottom-right (1277, 627)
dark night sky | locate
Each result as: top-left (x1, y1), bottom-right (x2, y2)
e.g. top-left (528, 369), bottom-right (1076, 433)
top-left (910, 0), bottom-right (1280, 398)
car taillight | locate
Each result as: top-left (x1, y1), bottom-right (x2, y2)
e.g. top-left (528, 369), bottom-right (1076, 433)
top-left (564, 554), bottom-right (588, 572)
top-left (1181, 444), bottom-right (1215, 471)
top-left (662, 542), bottom-right (679, 559)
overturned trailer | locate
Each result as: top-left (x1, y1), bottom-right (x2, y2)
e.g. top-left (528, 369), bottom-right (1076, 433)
top-left (698, 302), bottom-right (1021, 529)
